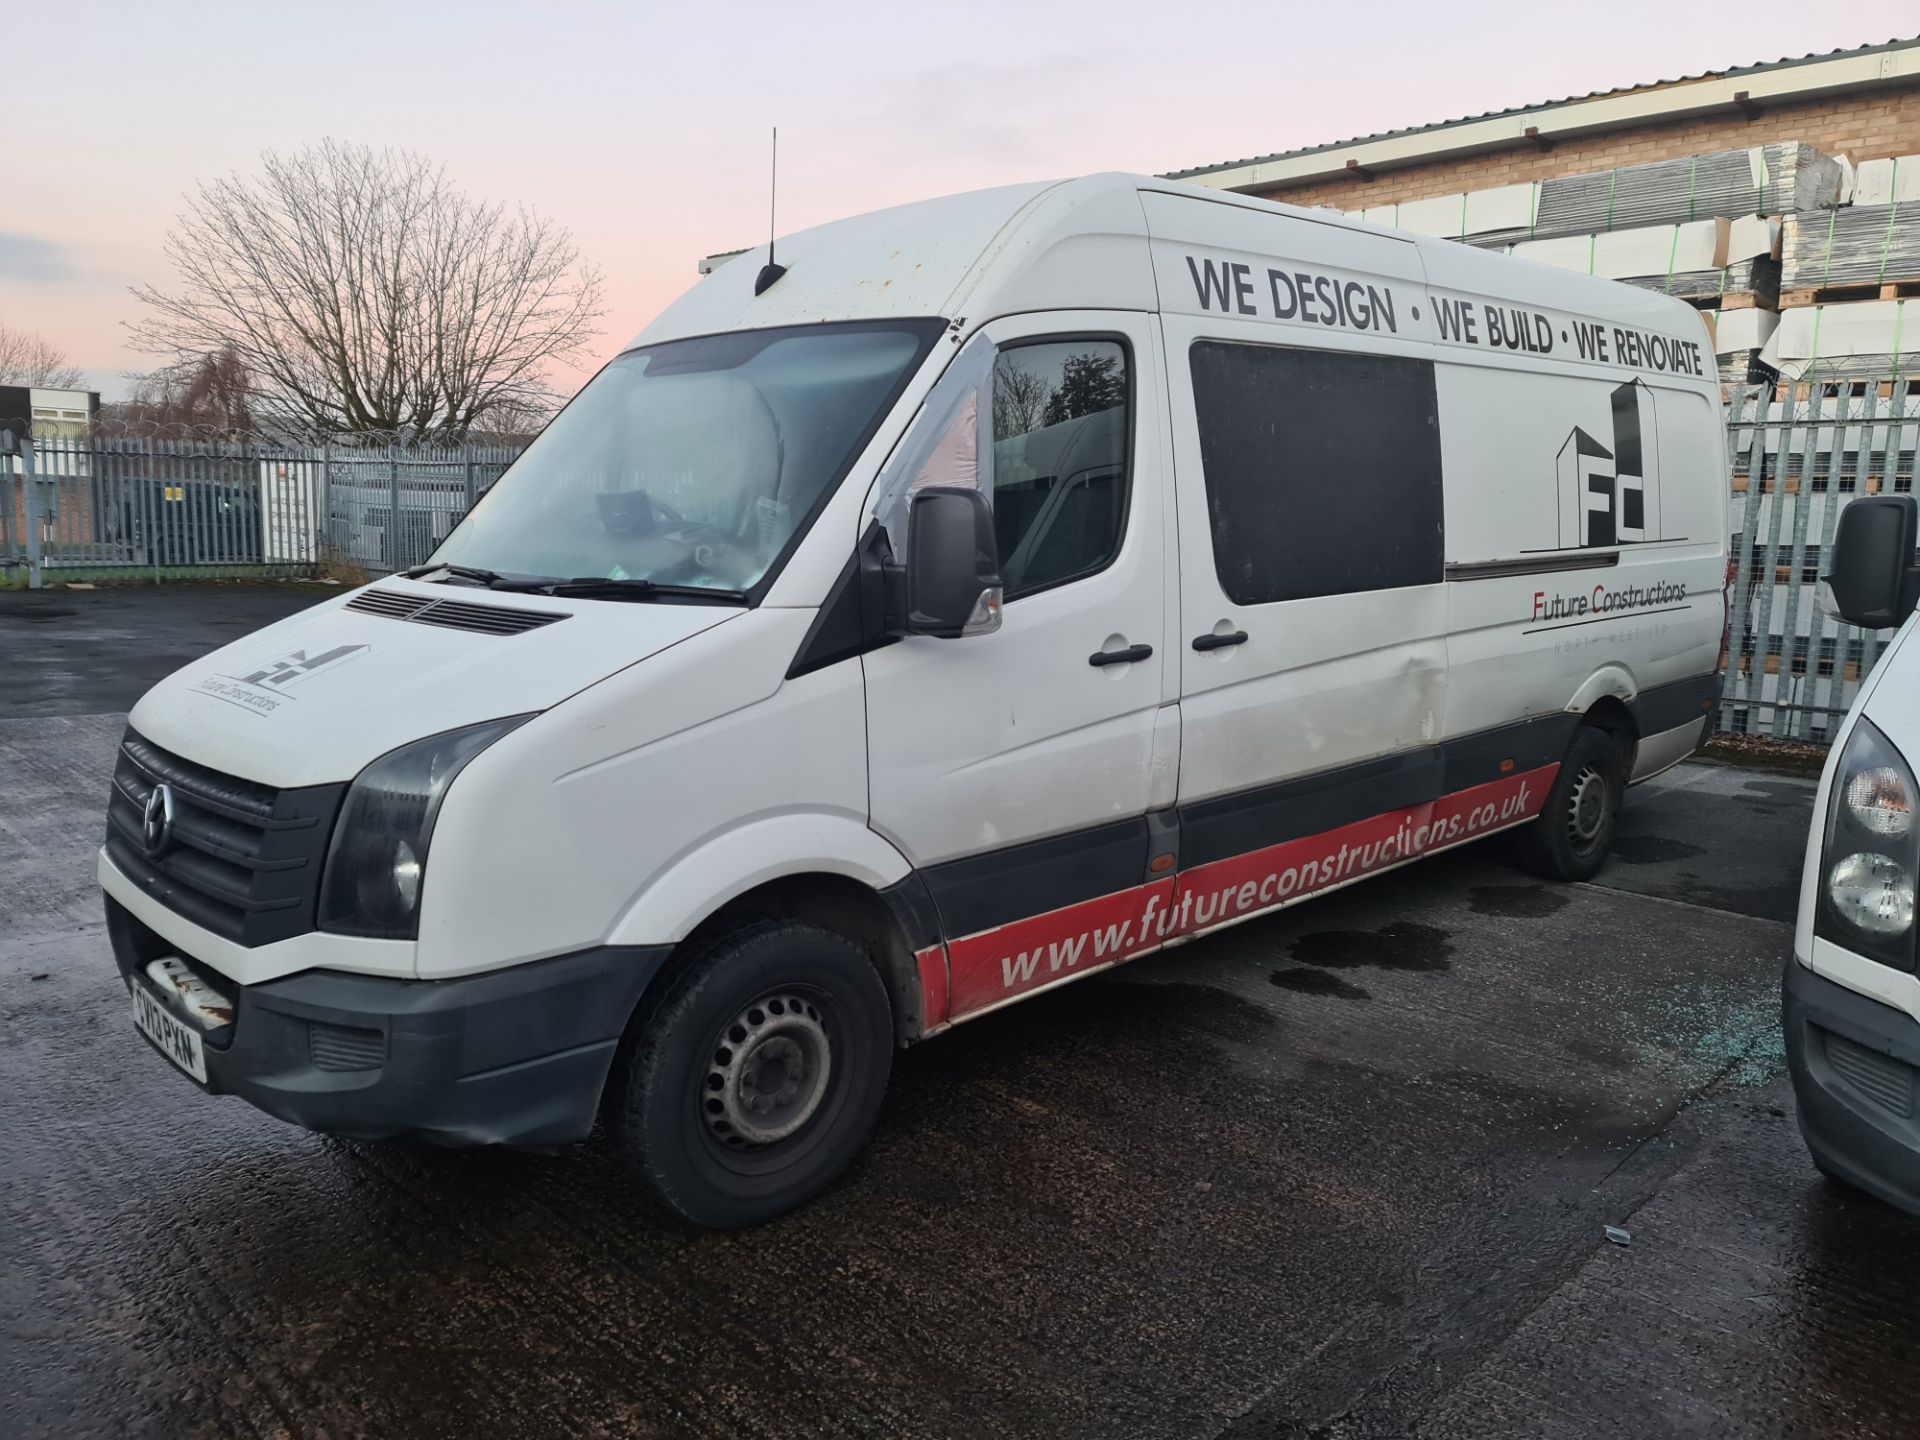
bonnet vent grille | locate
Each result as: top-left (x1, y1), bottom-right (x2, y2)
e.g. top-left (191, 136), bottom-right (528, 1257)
top-left (346, 590), bottom-right (567, 636)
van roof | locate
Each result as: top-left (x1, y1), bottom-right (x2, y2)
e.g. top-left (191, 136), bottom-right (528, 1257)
top-left (634, 173), bottom-right (1702, 350)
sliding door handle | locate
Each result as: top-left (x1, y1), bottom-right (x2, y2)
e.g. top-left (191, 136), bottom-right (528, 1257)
top-left (1191, 630), bottom-right (1248, 651)
top-left (1089, 643), bottom-right (1153, 667)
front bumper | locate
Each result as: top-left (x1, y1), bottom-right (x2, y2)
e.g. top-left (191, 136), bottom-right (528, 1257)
top-left (106, 896), bottom-right (669, 1147)
top-left (1783, 954), bottom-right (1920, 1215)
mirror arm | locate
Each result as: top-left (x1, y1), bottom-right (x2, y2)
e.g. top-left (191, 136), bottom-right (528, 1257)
top-left (1900, 564), bottom-right (1920, 622)
top-left (860, 519), bottom-right (909, 639)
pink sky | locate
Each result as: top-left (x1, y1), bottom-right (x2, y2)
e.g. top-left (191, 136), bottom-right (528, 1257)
top-left (5, 3), bottom-right (1913, 399)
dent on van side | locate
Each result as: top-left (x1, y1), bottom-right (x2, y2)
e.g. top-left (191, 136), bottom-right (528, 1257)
top-left (100, 173), bottom-right (1730, 1227)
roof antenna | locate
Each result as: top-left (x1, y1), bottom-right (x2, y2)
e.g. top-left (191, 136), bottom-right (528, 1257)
top-left (754, 127), bottom-right (788, 296)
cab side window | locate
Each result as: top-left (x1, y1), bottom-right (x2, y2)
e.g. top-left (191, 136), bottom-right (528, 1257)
top-left (1189, 340), bottom-right (1443, 604)
top-left (990, 339), bottom-right (1130, 600)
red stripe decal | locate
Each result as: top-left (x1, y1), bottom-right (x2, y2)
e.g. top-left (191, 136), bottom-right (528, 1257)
top-left (945, 879), bottom-right (1178, 1019)
top-left (941, 765), bottom-right (1555, 1022)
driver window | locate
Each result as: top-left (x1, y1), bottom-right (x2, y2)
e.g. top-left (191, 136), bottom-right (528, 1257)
top-left (990, 339), bottom-right (1130, 600)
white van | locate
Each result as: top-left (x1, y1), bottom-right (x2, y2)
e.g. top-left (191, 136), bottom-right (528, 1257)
top-left (1786, 499), bottom-right (1920, 1212)
top-left (102, 174), bottom-right (1728, 1226)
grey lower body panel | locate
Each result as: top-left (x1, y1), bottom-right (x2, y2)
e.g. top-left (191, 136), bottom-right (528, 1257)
top-left (106, 896), bottom-right (669, 1147)
top-left (1783, 954), bottom-right (1920, 1215)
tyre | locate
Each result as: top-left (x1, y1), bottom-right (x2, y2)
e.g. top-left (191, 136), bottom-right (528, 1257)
top-left (604, 919), bottom-right (893, 1228)
top-left (1512, 725), bottom-right (1626, 882)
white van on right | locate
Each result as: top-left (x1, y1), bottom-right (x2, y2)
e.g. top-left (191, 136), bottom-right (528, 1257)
top-left (1787, 494), bottom-right (1920, 1213)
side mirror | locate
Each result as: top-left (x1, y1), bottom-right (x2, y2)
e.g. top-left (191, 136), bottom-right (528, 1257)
top-left (905, 486), bottom-right (1002, 638)
top-left (1824, 495), bottom-right (1920, 630)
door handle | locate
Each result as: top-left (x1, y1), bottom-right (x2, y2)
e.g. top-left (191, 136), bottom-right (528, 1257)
top-left (1089, 643), bottom-right (1153, 667)
top-left (1191, 630), bottom-right (1248, 651)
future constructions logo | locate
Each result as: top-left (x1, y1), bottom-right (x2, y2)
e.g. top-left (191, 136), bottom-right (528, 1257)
top-left (1555, 380), bottom-right (1661, 550)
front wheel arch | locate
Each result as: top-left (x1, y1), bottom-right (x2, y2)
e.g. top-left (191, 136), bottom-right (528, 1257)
top-left (667, 872), bottom-right (934, 1047)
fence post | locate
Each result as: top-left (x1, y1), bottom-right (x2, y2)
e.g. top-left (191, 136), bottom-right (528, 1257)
top-left (21, 433), bottom-right (42, 590)
top-left (464, 455), bottom-right (475, 514)
top-left (319, 443), bottom-right (331, 574)
top-left (387, 441), bottom-right (401, 572)
top-left (147, 436), bottom-right (161, 584)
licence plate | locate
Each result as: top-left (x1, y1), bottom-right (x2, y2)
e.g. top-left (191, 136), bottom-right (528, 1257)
top-left (132, 983), bottom-right (208, 1083)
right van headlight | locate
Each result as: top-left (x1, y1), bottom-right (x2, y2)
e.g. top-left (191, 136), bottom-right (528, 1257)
top-left (1817, 718), bottom-right (1920, 969)
top-left (318, 715), bottom-right (530, 940)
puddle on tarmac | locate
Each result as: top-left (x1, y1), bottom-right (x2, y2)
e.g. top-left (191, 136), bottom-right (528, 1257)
top-left (1287, 921), bottom-right (1454, 974)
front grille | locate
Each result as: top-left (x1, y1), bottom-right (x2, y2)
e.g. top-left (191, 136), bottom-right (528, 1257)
top-left (346, 589), bottom-right (566, 635)
top-left (309, 1021), bottom-right (386, 1071)
top-left (1825, 1030), bottom-right (1916, 1119)
top-left (105, 729), bottom-right (347, 947)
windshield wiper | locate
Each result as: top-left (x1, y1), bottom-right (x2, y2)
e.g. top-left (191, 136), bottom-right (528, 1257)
top-left (402, 563), bottom-right (527, 589)
top-left (539, 577), bottom-right (749, 604)
top-left (402, 565), bottom-right (746, 603)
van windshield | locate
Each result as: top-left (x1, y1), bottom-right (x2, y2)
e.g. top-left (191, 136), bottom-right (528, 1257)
top-left (431, 319), bottom-right (944, 596)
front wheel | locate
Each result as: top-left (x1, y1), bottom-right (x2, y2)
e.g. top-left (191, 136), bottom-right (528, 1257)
top-left (604, 919), bottom-right (893, 1228)
top-left (1511, 725), bottom-right (1626, 882)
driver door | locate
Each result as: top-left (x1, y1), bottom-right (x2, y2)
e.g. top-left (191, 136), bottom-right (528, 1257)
top-left (863, 312), bottom-right (1176, 1022)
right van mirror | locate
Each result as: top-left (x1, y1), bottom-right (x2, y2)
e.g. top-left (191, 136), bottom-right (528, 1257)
top-left (1824, 495), bottom-right (1920, 630)
top-left (906, 486), bottom-right (1003, 639)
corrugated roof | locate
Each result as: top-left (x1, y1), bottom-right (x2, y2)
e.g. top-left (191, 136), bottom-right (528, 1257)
top-left (1164, 37), bottom-right (1920, 180)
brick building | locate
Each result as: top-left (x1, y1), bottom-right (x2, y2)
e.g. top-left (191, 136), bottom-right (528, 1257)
top-left (1168, 39), bottom-right (1920, 744)
top-left (2, 384), bottom-right (100, 564)
top-left (1168, 38), bottom-right (1920, 212)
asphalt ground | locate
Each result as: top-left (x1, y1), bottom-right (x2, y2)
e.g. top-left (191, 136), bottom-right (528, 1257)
top-left (4, 583), bottom-right (1917, 1440)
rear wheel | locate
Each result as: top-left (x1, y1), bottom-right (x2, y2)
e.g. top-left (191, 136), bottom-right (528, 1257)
top-left (605, 919), bottom-right (893, 1228)
top-left (1512, 725), bottom-right (1626, 882)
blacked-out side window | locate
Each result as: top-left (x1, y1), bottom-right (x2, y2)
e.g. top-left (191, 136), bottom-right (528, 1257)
top-left (1189, 341), bottom-right (1442, 605)
top-left (990, 339), bottom-right (1130, 600)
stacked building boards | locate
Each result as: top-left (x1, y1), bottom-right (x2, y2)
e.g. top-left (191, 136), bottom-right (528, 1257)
top-left (1349, 144), bottom-right (1843, 255)
top-left (1760, 300), bottom-right (1920, 383)
top-left (1349, 181), bottom-right (1536, 248)
top-left (1529, 143), bottom-right (1846, 240)
top-left (1702, 308), bottom-right (1781, 388)
top-left (1852, 156), bottom-right (1920, 207)
top-left (1509, 215), bottom-right (1779, 306)
top-left (1781, 202), bottom-right (1920, 295)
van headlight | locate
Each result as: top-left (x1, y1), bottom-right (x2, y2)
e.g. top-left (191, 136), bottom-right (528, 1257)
top-left (1817, 718), bottom-right (1920, 969)
top-left (318, 716), bottom-right (530, 939)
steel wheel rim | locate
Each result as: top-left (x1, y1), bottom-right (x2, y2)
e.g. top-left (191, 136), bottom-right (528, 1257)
top-left (701, 993), bottom-right (833, 1148)
top-left (1566, 764), bottom-right (1610, 849)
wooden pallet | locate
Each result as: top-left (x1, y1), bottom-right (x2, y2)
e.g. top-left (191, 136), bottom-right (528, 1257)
top-left (1731, 474), bottom-right (1896, 496)
top-left (1778, 279), bottom-right (1920, 309)
top-left (1684, 291), bottom-right (1769, 312)
top-left (1734, 656), bottom-right (1862, 682)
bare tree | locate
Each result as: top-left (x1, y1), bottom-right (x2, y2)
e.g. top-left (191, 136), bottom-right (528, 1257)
top-left (0, 324), bottom-right (86, 388)
top-left (102, 348), bottom-right (255, 437)
top-left (130, 140), bottom-right (604, 441)
top-left (993, 361), bottom-right (1050, 437)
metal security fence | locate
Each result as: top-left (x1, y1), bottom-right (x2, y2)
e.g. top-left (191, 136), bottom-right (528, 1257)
top-left (1722, 371), bottom-right (1920, 743)
top-left (7, 389), bottom-right (1920, 744)
top-left (2, 435), bottom-right (525, 585)
top-left (315, 445), bottom-right (522, 575)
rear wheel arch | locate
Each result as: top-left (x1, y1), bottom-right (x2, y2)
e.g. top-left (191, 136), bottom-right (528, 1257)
top-left (1579, 694), bottom-right (1640, 775)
